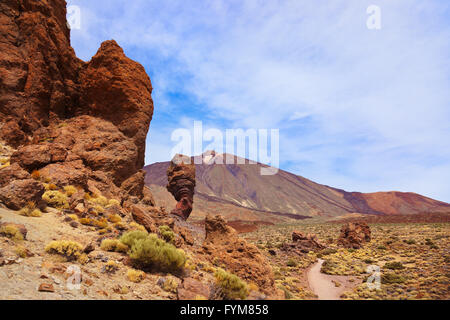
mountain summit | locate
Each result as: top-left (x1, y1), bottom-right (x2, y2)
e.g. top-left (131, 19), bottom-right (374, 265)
top-left (144, 153), bottom-right (450, 222)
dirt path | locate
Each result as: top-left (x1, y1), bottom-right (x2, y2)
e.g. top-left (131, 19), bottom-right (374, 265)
top-left (307, 259), bottom-right (361, 300)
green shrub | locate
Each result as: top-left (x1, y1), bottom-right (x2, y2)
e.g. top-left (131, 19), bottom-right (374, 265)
top-left (120, 231), bottom-right (186, 272)
top-left (45, 240), bottom-right (83, 261)
top-left (384, 262), bottom-right (405, 270)
top-left (42, 190), bottom-right (69, 209)
top-left (381, 272), bottom-right (406, 284)
top-left (159, 225), bottom-right (175, 244)
top-left (404, 239), bottom-right (416, 245)
top-left (214, 268), bottom-right (248, 300)
top-left (18, 202), bottom-right (42, 217)
top-left (286, 258), bottom-right (297, 267)
top-left (0, 225), bottom-right (24, 241)
top-left (320, 248), bottom-right (338, 256)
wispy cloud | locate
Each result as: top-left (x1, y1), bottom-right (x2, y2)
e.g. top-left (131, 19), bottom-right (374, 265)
top-left (68, 0), bottom-right (450, 202)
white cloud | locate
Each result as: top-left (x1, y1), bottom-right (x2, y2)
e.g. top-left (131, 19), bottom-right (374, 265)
top-left (68, 0), bottom-right (450, 202)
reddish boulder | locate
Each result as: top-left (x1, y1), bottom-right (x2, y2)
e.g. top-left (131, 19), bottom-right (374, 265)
top-left (0, 179), bottom-right (44, 210)
top-left (10, 144), bottom-right (53, 171)
top-left (281, 231), bottom-right (325, 255)
top-left (121, 170), bottom-right (146, 199)
top-left (0, 223), bottom-right (28, 239)
top-left (0, 163), bottom-right (30, 187)
top-left (39, 161), bottom-right (88, 188)
top-left (337, 222), bottom-right (371, 249)
top-left (177, 277), bottom-right (211, 300)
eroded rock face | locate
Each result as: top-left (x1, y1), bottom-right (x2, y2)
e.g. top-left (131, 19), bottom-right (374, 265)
top-left (0, 163), bottom-right (30, 187)
top-left (337, 222), bottom-right (371, 249)
top-left (166, 154), bottom-right (196, 220)
top-left (0, 179), bottom-right (44, 210)
top-left (281, 231), bottom-right (325, 255)
top-left (0, 0), bottom-right (155, 208)
top-left (202, 214), bottom-right (275, 294)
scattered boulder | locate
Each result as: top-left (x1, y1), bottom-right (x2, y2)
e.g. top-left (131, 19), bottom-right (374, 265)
top-left (177, 277), bottom-right (211, 300)
top-left (121, 170), bottom-right (146, 199)
top-left (281, 231), bottom-right (325, 255)
top-left (38, 283), bottom-right (55, 293)
top-left (0, 163), bottom-right (30, 187)
top-left (166, 154), bottom-right (195, 220)
top-left (337, 222), bottom-right (371, 249)
top-left (0, 179), bottom-right (44, 210)
top-left (142, 186), bottom-right (156, 207)
top-left (39, 161), bottom-right (88, 188)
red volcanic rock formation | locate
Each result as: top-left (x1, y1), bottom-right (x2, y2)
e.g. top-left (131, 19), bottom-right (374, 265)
top-left (202, 214), bottom-right (276, 295)
top-left (281, 231), bottom-right (325, 255)
top-left (166, 154), bottom-right (196, 220)
top-left (337, 222), bottom-right (371, 249)
top-left (0, 0), bottom-right (154, 205)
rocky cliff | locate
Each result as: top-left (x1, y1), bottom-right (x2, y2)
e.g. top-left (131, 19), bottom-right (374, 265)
top-left (0, 0), bottom-right (153, 203)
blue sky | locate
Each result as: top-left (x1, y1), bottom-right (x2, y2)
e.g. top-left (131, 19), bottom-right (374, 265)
top-left (67, 0), bottom-right (450, 202)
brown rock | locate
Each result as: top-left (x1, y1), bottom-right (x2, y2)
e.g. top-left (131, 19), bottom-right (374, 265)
top-left (39, 161), bottom-right (88, 188)
top-left (0, 0), bottom-right (153, 195)
top-left (337, 222), bottom-right (371, 249)
top-left (177, 278), bottom-right (211, 300)
top-left (202, 215), bottom-right (275, 295)
top-left (121, 170), bottom-right (146, 199)
top-left (0, 179), bottom-right (44, 210)
top-left (281, 231), bottom-right (325, 254)
top-left (142, 186), bottom-right (156, 207)
top-left (166, 154), bottom-right (196, 220)
top-left (130, 205), bottom-right (158, 233)
top-left (83, 242), bottom-right (96, 254)
top-left (38, 283), bottom-right (55, 293)
top-left (0, 163), bottom-right (30, 187)
top-left (10, 144), bottom-right (52, 171)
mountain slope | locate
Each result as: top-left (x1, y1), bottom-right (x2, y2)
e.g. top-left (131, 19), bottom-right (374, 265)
top-left (144, 153), bottom-right (450, 220)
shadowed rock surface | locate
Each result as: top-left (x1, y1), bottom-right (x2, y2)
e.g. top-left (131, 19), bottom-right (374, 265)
top-left (0, 0), bottom-right (154, 206)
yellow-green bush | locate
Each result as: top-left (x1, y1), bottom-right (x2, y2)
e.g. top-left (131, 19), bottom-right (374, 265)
top-left (214, 268), bottom-right (249, 300)
top-left (127, 269), bottom-right (146, 283)
top-left (162, 277), bottom-right (178, 293)
top-left (89, 194), bottom-right (108, 207)
top-left (63, 185), bottom-right (78, 197)
top-left (18, 202), bottom-right (42, 217)
top-left (0, 225), bottom-right (24, 241)
top-left (105, 260), bottom-right (120, 273)
top-left (45, 240), bottom-right (83, 261)
top-left (106, 199), bottom-right (120, 208)
top-left (120, 231), bottom-right (186, 272)
top-left (100, 239), bottom-right (129, 253)
top-left (42, 190), bottom-right (69, 209)
top-left (15, 245), bottom-right (30, 258)
top-left (107, 214), bottom-right (122, 224)
top-left (159, 225), bottom-right (175, 244)
top-left (129, 222), bottom-right (147, 232)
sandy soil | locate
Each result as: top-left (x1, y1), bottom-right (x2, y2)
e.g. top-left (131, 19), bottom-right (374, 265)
top-left (307, 259), bottom-right (361, 300)
top-left (0, 207), bottom-right (176, 300)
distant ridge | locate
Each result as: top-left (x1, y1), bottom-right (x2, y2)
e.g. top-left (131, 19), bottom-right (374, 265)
top-left (144, 153), bottom-right (450, 221)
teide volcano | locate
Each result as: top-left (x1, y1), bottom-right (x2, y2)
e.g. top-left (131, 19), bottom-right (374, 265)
top-left (144, 153), bottom-right (450, 224)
